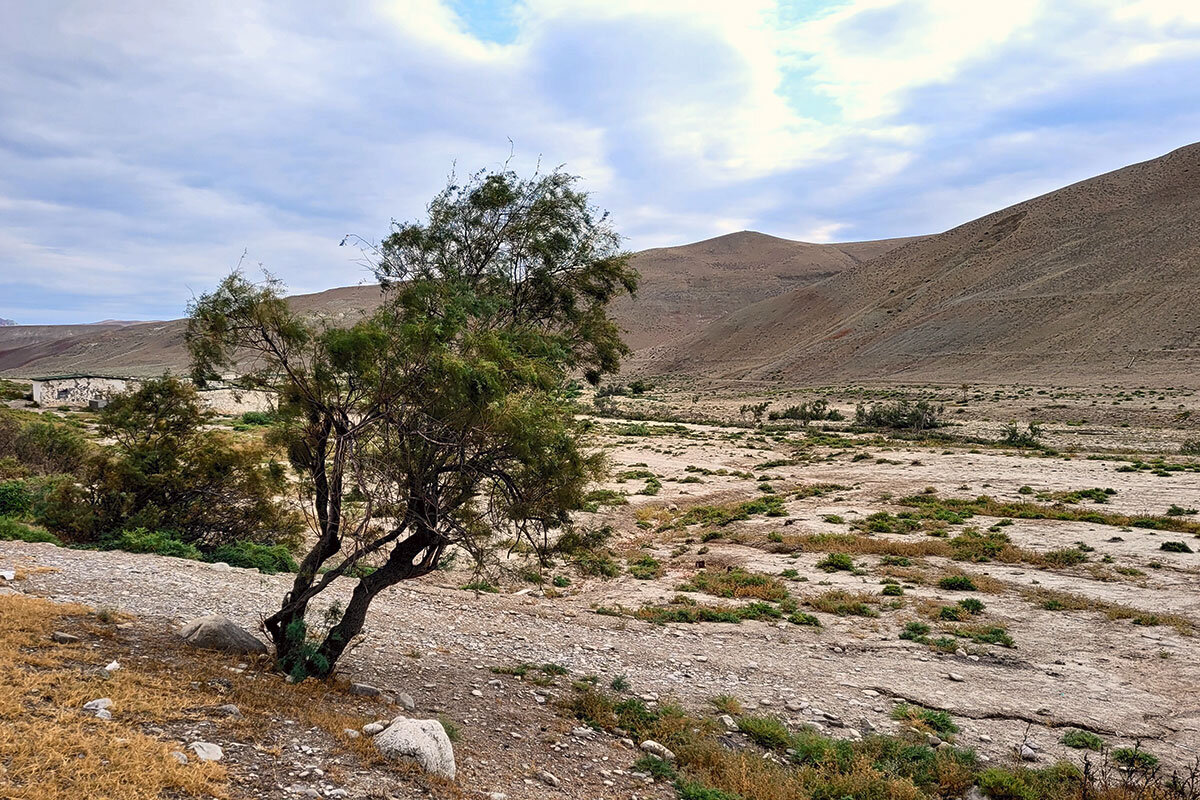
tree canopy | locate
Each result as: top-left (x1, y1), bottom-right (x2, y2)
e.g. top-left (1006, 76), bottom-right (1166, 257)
top-left (186, 167), bottom-right (637, 677)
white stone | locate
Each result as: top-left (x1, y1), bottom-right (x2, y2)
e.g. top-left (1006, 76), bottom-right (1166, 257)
top-left (188, 742), bottom-right (223, 762)
top-left (373, 718), bottom-right (456, 778)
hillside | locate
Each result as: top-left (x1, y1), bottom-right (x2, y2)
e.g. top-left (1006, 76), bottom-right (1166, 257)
top-left (0, 236), bottom-right (913, 378)
top-left (637, 142), bottom-right (1200, 386)
top-left (611, 231), bottom-right (917, 350)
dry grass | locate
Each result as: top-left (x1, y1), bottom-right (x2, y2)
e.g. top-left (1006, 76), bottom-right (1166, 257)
top-left (0, 594), bottom-right (227, 800)
top-left (0, 593), bottom-right (435, 800)
top-left (1023, 587), bottom-right (1194, 635)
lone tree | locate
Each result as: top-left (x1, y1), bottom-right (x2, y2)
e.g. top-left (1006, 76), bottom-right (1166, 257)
top-left (186, 168), bottom-right (637, 678)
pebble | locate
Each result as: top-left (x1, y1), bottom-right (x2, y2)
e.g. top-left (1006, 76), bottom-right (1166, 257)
top-left (188, 742), bottom-right (223, 762)
top-left (948, 672), bottom-right (965, 682)
top-left (349, 682), bottom-right (382, 697)
top-left (51, 631), bottom-right (81, 644)
top-left (1020, 744), bottom-right (1038, 761)
top-left (641, 740), bottom-right (676, 761)
top-left (537, 770), bottom-right (560, 787)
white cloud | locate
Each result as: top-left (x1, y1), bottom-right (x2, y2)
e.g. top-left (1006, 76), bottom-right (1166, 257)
top-left (0, 0), bottom-right (1198, 322)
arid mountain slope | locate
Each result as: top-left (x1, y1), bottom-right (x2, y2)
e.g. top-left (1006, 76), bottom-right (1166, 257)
top-left (612, 231), bottom-right (918, 350)
top-left (638, 142), bottom-right (1200, 386)
top-left (1, 236), bottom-right (913, 377)
top-left (0, 285), bottom-right (385, 377)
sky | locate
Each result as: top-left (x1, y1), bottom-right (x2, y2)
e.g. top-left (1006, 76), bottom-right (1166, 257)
top-left (1, 0), bottom-right (1199, 324)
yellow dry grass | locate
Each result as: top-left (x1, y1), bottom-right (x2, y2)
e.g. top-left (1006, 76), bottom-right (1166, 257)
top-left (0, 593), bottom-right (419, 800)
top-left (0, 594), bottom-right (227, 800)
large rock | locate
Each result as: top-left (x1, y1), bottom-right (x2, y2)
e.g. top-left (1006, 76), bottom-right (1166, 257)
top-left (373, 718), bottom-right (456, 778)
top-left (178, 615), bottom-right (268, 655)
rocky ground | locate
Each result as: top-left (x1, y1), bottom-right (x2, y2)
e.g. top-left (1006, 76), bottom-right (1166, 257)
top-left (3, 386), bottom-right (1200, 798)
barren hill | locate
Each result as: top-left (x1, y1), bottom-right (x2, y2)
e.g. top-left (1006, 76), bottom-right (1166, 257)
top-left (1, 236), bottom-right (912, 377)
top-left (637, 142), bottom-right (1200, 386)
top-left (612, 231), bottom-right (918, 350)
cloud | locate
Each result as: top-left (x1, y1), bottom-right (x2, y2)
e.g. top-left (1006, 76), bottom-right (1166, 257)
top-left (0, 0), bottom-right (1198, 323)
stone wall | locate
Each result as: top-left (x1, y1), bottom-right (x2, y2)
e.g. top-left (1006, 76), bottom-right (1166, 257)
top-left (32, 376), bottom-right (130, 408)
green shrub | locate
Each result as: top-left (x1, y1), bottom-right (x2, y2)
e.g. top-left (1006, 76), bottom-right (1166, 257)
top-left (1112, 746), bottom-right (1158, 771)
top-left (882, 584), bottom-right (904, 596)
top-left (900, 621), bottom-right (930, 641)
top-left (237, 410), bottom-right (275, 426)
top-left (0, 479), bottom-right (30, 516)
top-left (632, 754), bottom-right (676, 780)
top-left (629, 554), bottom-right (663, 580)
top-left (855, 400), bottom-right (943, 431)
top-left (1160, 540), bottom-right (1193, 553)
top-left (1060, 729), bottom-right (1104, 750)
top-left (206, 540), bottom-right (298, 573)
top-left (110, 528), bottom-right (202, 559)
top-left (938, 575), bottom-right (977, 591)
top-left (891, 703), bottom-right (958, 735)
top-left (461, 580), bottom-right (499, 593)
top-left (788, 612), bottom-right (821, 627)
top-left (816, 552), bottom-right (854, 572)
top-left (738, 715), bottom-right (793, 750)
top-left (958, 597), bottom-right (985, 614)
top-left (0, 516), bottom-right (62, 545)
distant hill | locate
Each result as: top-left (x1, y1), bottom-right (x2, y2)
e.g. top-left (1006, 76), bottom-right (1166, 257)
top-left (0, 237), bottom-right (913, 378)
top-left (0, 318), bottom-right (15, 327)
top-left (635, 142), bottom-right (1200, 386)
top-left (612, 231), bottom-right (918, 350)
top-left (7, 142), bottom-right (1199, 387)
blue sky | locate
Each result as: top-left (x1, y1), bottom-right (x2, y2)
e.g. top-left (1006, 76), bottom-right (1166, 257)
top-left (1, 0), bottom-right (1198, 324)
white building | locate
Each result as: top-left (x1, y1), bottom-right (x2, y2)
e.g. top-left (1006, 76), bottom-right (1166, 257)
top-left (31, 374), bottom-right (132, 408)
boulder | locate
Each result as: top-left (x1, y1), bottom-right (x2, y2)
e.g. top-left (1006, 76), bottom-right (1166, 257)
top-left (373, 718), bottom-right (456, 778)
top-left (178, 615), bottom-right (268, 655)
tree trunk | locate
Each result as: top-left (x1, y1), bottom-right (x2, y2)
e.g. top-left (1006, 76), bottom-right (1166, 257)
top-left (310, 526), bottom-right (444, 676)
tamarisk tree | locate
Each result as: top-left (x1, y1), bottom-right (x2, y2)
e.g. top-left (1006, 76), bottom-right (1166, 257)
top-left (186, 169), bottom-right (637, 677)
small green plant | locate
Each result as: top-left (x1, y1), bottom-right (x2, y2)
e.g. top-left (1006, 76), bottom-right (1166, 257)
top-left (1160, 540), bottom-right (1193, 553)
top-left (0, 516), bottom-right (62, 545)
top-left (632, 754), bottom-right (676, 780)
top-left (787, 612), bottom-right (821, 627)
top-left (1112, 745), bottom-right (1158, 771)
top-left (438, 716), bottom-right (461, 742)
top-left (882, 584), bottom-right (904, 596)
top-left (938, 575), bottom-right (977, 591)
top-left (207, 540), bottom-right (298, 573)
top-left (461, 580), bottom-right (500, 593)
top-left (738, 715), bottom-right (793, 750)
top-left (610, 674), bottom-right (630, 692)
top-left (110, 528), bottom-right (203, 560)
top-left (629, 554), bottom-right (663, 580)
top-left (900, 621), bottom-right (930, 641)
top-left (1060, 729), bottom-right (1104, 751)
top-left (890, 703), bottom-right (958, 735)
top-left (816, 552), bottom-right (854, 572)
top-left (552, 574), bottom-right (571, 587)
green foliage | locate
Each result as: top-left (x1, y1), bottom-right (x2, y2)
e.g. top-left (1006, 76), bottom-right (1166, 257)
top-left (676, 495), bottom-right (786, 527)
top-left (900, 621), bottom-right (930, 641)
top-left (632, 754), bottom-right (676, 780)
top-left (738, 715), bottom-right (793, 750)
top-left (109, 528), bottom-right (202, 559)
top-left (0, 410), bottom-right (89, 474)
top-left (768, 399), bottom-right (844, 423)
top-left (437, 716), bottom-right (461, 743)
top-left (628, 554), bottom-right (662, 580)
top-left (816, 552), bottom-right (854, 572)
top-left (1001, 421), bottom-right (1045, 448)
top-left (1112, 746), bottom-right (1158, 771)
top-left (1160, 540), bottom-right (1193, 553)
top-left (206, 540), bottom-right (298, 573)
top-left (1059, 729), bottom-right (1104, 750)
top-left (938, 575), bottom-right (978, 591)
top-left (0, 479), bottom-right (30, 516)
top-left (950, 529), bottom-right (1010, 562)
top-left (787, 612), bottom-right (821, 627)
top-left (461, 580), bottom-right (499, 593)
top-left (891, 702), bottom-right (959, 735)
top-left (188, 167), bottom-right (638, 676)
top-left (854, 400), bottom-right (943, 431)
top-left (0, 516), bottom-right (62, 545)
